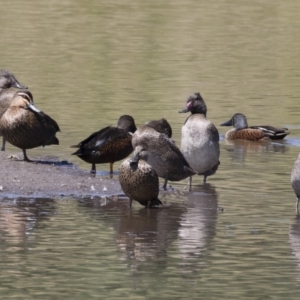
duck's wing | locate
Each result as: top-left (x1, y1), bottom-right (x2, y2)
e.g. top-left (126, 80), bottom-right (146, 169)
top-left (70, 126), bottom-right (113, 149)
top-left (250, 125), bottom-right (290, 140)
top-left (31, 110), bottom-right (61, 133)
top-left (71, 126), bottom-right (129, 155)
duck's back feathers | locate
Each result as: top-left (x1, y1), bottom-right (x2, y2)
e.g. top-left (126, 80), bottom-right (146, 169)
top-left (250, 125), bottom-right (290, 140)
top-left (71, 115), bottom-right (136, 172)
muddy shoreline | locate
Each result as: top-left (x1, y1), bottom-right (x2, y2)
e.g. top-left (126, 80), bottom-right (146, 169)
top-left (0, 151), bottom-right (124, 200)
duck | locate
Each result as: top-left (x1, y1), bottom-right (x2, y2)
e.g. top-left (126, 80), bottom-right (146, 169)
top-left (0, 90), bottom-right (60, 161)
top-left (131, 125), bottom-right (195, 190)
top-left (220, 113), bottom-right (290, 141)
top-left (71, 115), bottom-right (137, 174)
top-left (145, 118), bottom-right (172, 138)
top-left (0, 69), bottom-right (28, 151)
top-left (291, 153), bottom-right (300, 212)
top-left (179, 92), bottom-right (220, 186)
top-left (119, 156), bottom-right (162, 208)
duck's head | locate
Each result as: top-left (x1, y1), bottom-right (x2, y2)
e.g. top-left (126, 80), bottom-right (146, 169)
top-left (220, 113), bottom-right (248, 129)
top-left (11, 91), bottom-right (41, 113)
top-left (117, 115), bottom-right (137, 133)
top-left (145, 118), bottom-right (172, 138)
top-left (129, 145), bottom-right (148, 167)
top-left (0, 69), bottom-right (27, 90)
top-left (179, 92), bottom-right (207, 116)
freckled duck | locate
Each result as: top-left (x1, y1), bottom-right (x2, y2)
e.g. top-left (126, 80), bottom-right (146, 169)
top-left (119, 156), bottom-right (162, 208)
top-left (131, 125), bottom-right (195, 190)
top-left (179, 92), bottom-right (220, 186)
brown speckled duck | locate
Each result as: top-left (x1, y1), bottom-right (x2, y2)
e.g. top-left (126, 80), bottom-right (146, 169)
top-left (179, 93), bottom-right (220, 185)
top-left (145, 118), bottom-right (173, 138)
top-left (291, 153), bottom-right (300, 212)
top-left (0, 90), bottom-right (60, 161)
top-left (71, 115), bottom-right (137, 174)
top-left (119, 156), bottom-right (162, 208)
top-left (131, 125), bottom-right (195, 190)
top-left (220, 113), bottom-right (290, 141)
top-left (0, 69), bottom-right (28, 151)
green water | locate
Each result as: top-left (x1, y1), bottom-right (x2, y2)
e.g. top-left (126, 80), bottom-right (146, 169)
top-left (1, 0), bottom-right (300, 298)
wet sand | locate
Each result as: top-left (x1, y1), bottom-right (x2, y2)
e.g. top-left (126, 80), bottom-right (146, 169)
top-left (0, 151), bottom-right (123, 199)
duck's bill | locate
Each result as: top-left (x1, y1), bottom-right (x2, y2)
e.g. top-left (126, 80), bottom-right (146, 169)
top-left (178, 108), bottom-right (189, 113)
top-left (220, 119), bottom-right (232, 126)
top-left (13, 80), bottom-right (27, 89)
top-left (27, 102), bottom-right (41, 113)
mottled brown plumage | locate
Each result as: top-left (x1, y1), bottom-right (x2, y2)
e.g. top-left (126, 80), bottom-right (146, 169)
top-left (131, 125), bottom-right (195, 190)
top-left (71, 115), bottom-right (137, 174)
top-left (221, 113), bottom-right (290, 141)
top-left (0, 90), bottom-right (60, 161)
top-left (0, 69), bottom-right (28, 151)
top-left (119, 157), bottom-right (162, 208)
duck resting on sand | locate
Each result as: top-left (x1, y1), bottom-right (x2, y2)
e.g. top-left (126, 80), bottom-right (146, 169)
top-left (0, 90), bottom-right (60, 161)
top-left (71, 115), bottom-right (137, 174)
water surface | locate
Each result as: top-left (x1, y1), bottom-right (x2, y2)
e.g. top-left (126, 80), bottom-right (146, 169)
top-left (1, 0), bottom-right (300, 298)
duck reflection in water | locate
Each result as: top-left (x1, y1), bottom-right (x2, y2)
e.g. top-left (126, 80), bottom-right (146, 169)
top-left (223, 138), bottom-right (288, 163)
top-left (79, 198), bottom-right (185, 274)
top-left (0, 198), bottom-right (55, 251)
top-left (177, 184), bottom-right (218, 262)
top-left (80, 185), bottom-right (218, 274)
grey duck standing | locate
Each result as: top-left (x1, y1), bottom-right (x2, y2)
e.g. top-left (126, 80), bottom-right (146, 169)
top-left (179, 92), bottom-right (220, 186)
top-left (131, 125), bottom-right (195, 190)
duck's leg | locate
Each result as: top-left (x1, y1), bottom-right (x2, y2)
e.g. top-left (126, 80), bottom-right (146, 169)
top-left (203, 175), bottom-right (207, 184)
top-left (296, 197), bottom-right (299, 213)
top-left (1, 137), bottom-right (6, 151)
top-left (22, 149), bottom-right (31, 162)
top-left (147, 200), bottom-right (151, 209)
top-left (91, 163), bottom-right (96, 174)
top-left (109, 162), bottom-right (114, 175)
top-left (189, 176), bottom-right (192, 191)
top-left (129, 198), bottom-right (132, 208)
top-left (162, 177), bottom-right (168, 190)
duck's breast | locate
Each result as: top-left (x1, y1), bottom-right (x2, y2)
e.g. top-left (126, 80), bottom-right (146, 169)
top-left (181, 115), bottom-right (220, 173)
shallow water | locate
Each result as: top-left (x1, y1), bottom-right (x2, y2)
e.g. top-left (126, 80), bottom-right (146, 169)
top-left (1, 0), bottom-right (300, 298)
